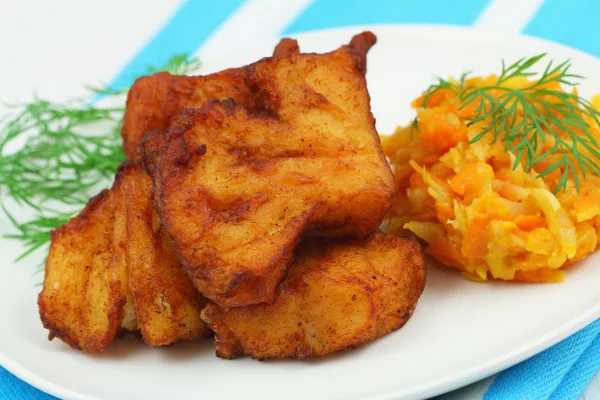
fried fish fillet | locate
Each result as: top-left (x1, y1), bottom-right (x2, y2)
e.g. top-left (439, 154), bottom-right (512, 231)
top-left (121, 39), bottom-right (300, 163)
top-left (122, 163), bottom-right (209, 346)
top-left (39, 163), bottom-right (209, 352)
top-left (121, 69), bottom-right (253, 163)
top-left (140, 32), bottom-right (394, 307)
top-left (201, 232), bottom-right (426, 360)
top-left (38, 180), bottom-right (129, 352)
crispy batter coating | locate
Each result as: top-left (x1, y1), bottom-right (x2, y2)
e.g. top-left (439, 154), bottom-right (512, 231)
top-left (140, 32), bottom-right (394, 307)
top-left (39, 163), bottom-right (209, 352)
top-left (201, 232), bottom-right (426, 360)
top-left (121, 37), bottom-right (303, 162)
top-left (121, 69), bottom-right (254, 163)
top-left (38, 182), bottom-right (128, 352)
top-left (122, 164), bottom-right (210, 346)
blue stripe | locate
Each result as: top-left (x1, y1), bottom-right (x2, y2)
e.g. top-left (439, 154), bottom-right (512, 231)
top-left (0, 367), bottom-right (57, 399)
top-left (284, 0), bottom-right (492, 34)
top-left (108, 0), bottom-right (245, 91)
top-left (524, 0), bottom-right (600, 58)
top-left (483, 319), bottom-right (600, 400)
top-left (549, 330), bottom-right (600, 400)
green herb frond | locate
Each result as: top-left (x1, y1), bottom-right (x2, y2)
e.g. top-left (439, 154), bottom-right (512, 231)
top-left (421, 54), bottom-right (600, 194)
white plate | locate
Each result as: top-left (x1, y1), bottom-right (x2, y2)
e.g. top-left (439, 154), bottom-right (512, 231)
top-left (2, 25), bottom-right (600, 400)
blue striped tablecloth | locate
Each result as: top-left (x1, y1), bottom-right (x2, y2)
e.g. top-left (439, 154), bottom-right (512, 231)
top-left (1, 1), bottom-right (599, 399)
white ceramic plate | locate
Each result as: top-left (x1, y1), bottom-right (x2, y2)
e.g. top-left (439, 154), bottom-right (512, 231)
top-left (2, 25), bottom-right (600, 400)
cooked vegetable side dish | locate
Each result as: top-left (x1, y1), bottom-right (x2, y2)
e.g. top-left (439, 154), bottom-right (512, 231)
top-left (383, 55), bottom-right (600, 282)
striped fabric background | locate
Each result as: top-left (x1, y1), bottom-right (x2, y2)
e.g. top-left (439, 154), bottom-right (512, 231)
top-left (1, 0), bottom-right (599, 399)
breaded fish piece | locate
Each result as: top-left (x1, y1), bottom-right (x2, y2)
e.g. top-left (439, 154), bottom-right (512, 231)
top-left (201, 232), bottom-right (426, 360)
top-left (39, 163), bottom-right (209, 352)
top-left (121, 69), bottom-right (252, 163)
top-left (121, 38), bottom-right (299, 163)
top-left (140, 32), bottom-right (394, 307)
top-left (38, 180), bottom-right (128, 352)
top-left (122, 163), bottom-right (210, 346)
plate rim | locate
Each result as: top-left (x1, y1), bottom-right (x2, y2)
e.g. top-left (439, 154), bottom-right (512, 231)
top-left (2, 23), bottom-right (600, 400)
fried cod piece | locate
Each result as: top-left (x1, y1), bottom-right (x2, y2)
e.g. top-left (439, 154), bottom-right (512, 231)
top-left (201, 232), bottom-right (426, 360)
top-left (121, 68), bottom-right (253, 163)
top-left (141, 32), bottom-right (394, 307)
top-left (121, 38), bottom-right (299, 163)
top-left (39, 163), bottom-right (209, 352)
top-left (122, 163), bottom-right (210, 345)
top-left (38, 180), bottom-right (129, 352)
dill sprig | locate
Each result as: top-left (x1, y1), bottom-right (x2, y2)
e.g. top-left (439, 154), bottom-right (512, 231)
top-left (3, 207), bottom-right (71, 264)
top-left (421, 53), bottom-right (600, 193)
top-left (1, 54), bottom-right (201, 263)
top-left (0, 100), bottom-right (126, 208)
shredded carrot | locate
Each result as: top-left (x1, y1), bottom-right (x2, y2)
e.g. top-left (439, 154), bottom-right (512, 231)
top-left (383, 73), bottom-right (600, 283)
top-left (514, 215), bottom-right (545, 231)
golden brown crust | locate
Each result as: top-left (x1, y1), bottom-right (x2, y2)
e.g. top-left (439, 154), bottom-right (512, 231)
top-left (348, 31), bottom-right (377, 73)
top-left (122, 69), bottom-right (255, 163)
top-left (39, 162), bottom-right (210, 351)
top-left (201, 232), bottom-right (426, 360)
top-left (121, 164), bottom-right (210, 346)
top-left (38, 181), bottom-right (128, 352)
top-left (122, 31), bottom-right (378, 165)
top-left (141, 32), bottom-right (394, 308)
top-left (142, 107), bottom-right (311, 307)
top-left (123, 37), bottom-right (304, 163)
top-left (272, 38), bottom-right (300, 57)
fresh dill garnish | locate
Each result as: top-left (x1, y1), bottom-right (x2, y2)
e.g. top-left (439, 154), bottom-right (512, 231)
top-left (421, 53), bottom-right (600, 194)
top-left (1, 54), bottom-right (201, 263)
top-left (2, 206), bottom-right (71, 264)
